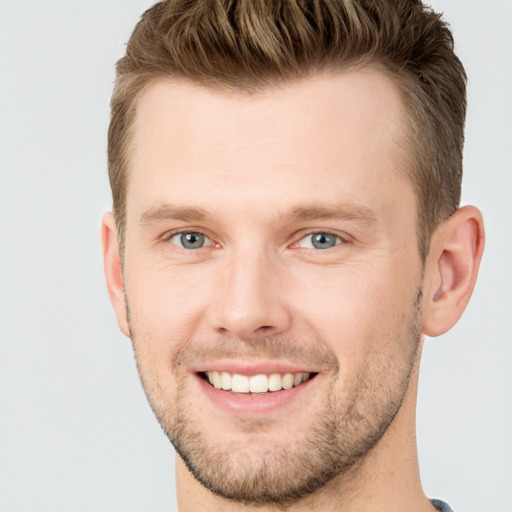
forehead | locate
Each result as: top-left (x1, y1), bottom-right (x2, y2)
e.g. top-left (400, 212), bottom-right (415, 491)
top-left (127, 68), bottom-right (414, 227)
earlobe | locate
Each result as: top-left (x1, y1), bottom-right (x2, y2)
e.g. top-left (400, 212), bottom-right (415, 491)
top-left (101, 212), bottom-right (130, 337)
top-left (422, 206), bottom-right (485, 337)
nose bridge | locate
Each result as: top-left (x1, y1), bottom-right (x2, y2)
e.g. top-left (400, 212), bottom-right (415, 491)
top-left (213, 243), bottom-right (290, 339)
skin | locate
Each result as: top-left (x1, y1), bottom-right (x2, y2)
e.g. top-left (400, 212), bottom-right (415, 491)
top-left (102, 68), bottom-right (484, 511)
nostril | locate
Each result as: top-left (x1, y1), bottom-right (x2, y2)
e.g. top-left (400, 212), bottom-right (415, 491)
top-left (253, 325), bottom-right (276, 336)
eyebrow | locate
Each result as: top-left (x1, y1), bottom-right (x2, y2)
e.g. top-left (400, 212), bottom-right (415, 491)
top-left (140, 205), bottom-right (207, 224)
top-left (139, 202), bottom-right (377, 226)
top-left (288, 204), bottom-right (377, 224)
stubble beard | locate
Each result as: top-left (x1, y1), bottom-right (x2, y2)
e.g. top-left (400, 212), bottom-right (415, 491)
top-left (128, 290), bottom-right (423, 506)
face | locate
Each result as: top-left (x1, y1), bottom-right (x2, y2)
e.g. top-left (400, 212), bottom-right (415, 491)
top-left (119, 69), bottom-right (425, 504)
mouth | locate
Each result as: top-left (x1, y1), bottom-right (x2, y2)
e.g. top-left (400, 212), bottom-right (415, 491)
top-left (198, 371), bottom-right (318, 395)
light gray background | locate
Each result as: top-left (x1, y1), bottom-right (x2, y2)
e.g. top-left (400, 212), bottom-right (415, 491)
top-left (0, 1), bottom-right (510, 511)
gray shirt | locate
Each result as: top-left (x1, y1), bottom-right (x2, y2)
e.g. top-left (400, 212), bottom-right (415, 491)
top-left (431, 499), bottom-right (455, 512)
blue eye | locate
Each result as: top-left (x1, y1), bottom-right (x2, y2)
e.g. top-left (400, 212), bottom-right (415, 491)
top-left (298, 232), bottom-right (341, 250)
top-left (169, 232), bottom-right (210, 249)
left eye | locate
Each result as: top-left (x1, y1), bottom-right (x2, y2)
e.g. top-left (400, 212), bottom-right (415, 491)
top-left (297, 232), bottom-right (342, 250)
top-left (169, 232), bottom-right (212, 249)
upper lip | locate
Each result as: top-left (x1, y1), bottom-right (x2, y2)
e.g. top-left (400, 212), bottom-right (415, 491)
top-left (192, 360), bottom-right (319, 376)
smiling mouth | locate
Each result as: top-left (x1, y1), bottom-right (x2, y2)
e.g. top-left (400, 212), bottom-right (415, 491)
top-left (199, 371), bottom-right (317, 394)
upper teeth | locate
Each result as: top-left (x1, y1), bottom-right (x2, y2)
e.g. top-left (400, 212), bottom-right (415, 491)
top-left (205, 371), bottom-right (310, 393)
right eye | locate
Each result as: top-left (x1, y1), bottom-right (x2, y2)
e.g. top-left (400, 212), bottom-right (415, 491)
top-left (168, 232), bottom-right (213, 249)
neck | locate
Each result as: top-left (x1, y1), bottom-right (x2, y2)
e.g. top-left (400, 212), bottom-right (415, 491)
top-left (175, 354), bottom-right (436, 512)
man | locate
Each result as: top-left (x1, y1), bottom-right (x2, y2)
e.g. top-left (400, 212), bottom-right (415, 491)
top-left (101, 1), bottom-right (484, 510)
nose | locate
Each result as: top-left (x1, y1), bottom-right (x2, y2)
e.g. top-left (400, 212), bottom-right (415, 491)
top-left (210, 249), bottom-right (292, 341)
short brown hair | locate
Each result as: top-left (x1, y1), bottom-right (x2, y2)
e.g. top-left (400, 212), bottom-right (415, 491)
top-left (108, 0), bottom-right (466, 259)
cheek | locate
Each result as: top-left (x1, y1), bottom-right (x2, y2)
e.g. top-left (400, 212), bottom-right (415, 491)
top-left (126, 257), bottom-right (211, 323)
top-left (123, 262), bottom-right (215, 384)
top-left (288, 262), bottom-right (418, 366)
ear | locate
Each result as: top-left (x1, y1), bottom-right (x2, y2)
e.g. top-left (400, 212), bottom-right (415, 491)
top-left (422, 206), bottom-right (485, 337)
top-left (101, 212), bottom-right (130, 337)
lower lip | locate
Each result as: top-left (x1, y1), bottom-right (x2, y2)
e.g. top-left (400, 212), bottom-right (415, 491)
top-left (195, 374), bottom-right (316, 415)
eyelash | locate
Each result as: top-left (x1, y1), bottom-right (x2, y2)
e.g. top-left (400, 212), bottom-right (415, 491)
top-left (165, 229), bottom-right (348, 251)
top-left (294, 231), bottom-right (345, 250)
top-left (167, 230), bottom-right (215, 249)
